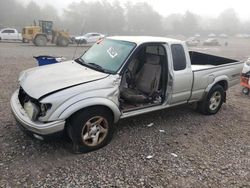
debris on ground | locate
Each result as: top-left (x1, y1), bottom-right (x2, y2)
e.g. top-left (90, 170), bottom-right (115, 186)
top-left (146, 123), bottom-right (154, 127)
top-left (146, 155), bottom-right (154, 159)
top-left (171, 153), bottom-right (178, 157)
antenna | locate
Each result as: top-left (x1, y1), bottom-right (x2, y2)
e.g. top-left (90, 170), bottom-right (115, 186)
top-left (72, 19), bottom-right (87, 60)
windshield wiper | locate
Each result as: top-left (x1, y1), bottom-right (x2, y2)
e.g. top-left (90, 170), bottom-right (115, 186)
top-left (76, 58), bottom-right (113, 74)
top-left (87, 62), bottom-right (111, 73)
top-left (88, 62), bottom-right (103, 69)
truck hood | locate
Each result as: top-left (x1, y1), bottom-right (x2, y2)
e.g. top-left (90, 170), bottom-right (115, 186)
top-left (19, 61), bottom-right (109, 99)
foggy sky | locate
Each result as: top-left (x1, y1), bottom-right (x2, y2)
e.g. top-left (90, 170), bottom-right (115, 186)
top-left (18, 0), bottom-right (250, 20)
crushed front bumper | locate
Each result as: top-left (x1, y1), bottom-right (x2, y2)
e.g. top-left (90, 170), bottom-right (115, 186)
top-left (10, 90), bottom-right (65, 136)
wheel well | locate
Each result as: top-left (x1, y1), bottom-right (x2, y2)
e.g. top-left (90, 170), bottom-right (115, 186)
top-left (34, 34), bottom-right (47, 40)
top-left (216, 80), bottom-right (228, 91)
top-left (67, 105), bottom-right (115, 123)
top-left (80, 39), bottom-right (87, 44)
top-left (201, 80), bottom-right (228, 103)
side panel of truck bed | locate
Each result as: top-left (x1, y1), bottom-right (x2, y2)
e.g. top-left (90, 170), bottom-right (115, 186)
top-left (189, 62), bottom-right (243, 102)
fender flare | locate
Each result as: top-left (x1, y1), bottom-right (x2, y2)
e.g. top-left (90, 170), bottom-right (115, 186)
top-left (49, 97), bottom-right (121, 123)
top-left (204, 75), bottom-right (229, 93)
top-left (201, 76), bottom-right (229, 101)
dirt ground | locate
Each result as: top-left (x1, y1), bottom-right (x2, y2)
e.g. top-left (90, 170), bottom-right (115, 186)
top-left (0, 39), bottom-right (249, 187)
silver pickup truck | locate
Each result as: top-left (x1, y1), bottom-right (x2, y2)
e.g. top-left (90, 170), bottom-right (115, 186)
top-left (10, 36), bottom-right (243, 153)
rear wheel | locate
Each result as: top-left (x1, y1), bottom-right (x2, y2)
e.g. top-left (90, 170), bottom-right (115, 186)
top-left (22, 38), bottom-right (29, 43)
top-left (67, 107), bottom-right (114, 153)
top-left (56, 37), bottom-right (69, 47)
top-left (242, 87), bottom-right (250, 95)
top-left (81, 39), bottom-right (87, 44)
top-left (34, 35), bottom-right (47, 46)
top-left (197, 85), bottom-right (225, 115)
top-left (77, 39), bottom-right (87, 45)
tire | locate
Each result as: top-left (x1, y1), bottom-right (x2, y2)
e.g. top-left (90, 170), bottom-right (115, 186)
top-left (22, 38), bottom-right (28, 43)
top-left (67, 107), bottom-right (114, 153)
top-left (242, 87), bottom-right (250, 95)
top-left (197, 85), bottom-right (225, 115)
top-left (56, 37), bottom-right (69, 47)
top-left (34, 35), bottom-right (47, 46)
top-left (77, 39), bottom-right (86, 45)
top-left (82, 39), bottom-right (87, 44)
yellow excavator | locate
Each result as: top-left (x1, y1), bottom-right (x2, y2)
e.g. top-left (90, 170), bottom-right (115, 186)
top-left (22, 20), bottom-right (71, 47)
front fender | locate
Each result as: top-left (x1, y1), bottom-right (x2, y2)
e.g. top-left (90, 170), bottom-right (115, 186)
top-left (48, 97), bottom-right (121, 123)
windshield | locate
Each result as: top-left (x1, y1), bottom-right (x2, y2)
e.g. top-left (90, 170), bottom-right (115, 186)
top-left (79, 39), bottom-right (136, 73)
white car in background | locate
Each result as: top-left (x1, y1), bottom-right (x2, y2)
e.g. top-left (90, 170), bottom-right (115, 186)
top-left (208, 33), bottom-right (216, 38)
top-left (186, 37), bottom-right (200, 47)
top-left (74, 32), bottom-right (105, 44)
top-left (203, 38), bottom-right (220, 46)
top-left (219, 34), bottom-right (228, 38)
top-left (0, 28), bottom-right (22, 41)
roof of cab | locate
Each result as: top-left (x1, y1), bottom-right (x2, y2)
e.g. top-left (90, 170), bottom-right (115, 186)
top-left (107, 36), bottom-right (183, 45)
top-left (0, 27), bottom-right (17, 31)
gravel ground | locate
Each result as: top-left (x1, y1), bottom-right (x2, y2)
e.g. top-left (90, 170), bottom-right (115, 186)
top-left (0, 40), bottom-right (249, 187)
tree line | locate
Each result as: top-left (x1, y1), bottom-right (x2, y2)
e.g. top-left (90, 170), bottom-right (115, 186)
top-left (0, 0), bottom-right (250, 37)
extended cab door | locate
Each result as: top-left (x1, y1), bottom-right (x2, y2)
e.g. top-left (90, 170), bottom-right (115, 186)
top-left (169, 44), bottom-right (193, 104)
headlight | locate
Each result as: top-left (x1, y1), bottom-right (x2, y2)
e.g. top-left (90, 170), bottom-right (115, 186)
top-left (24, 101), bottom-right (39, 120)
top-left (40, 103), bottom-right (52, 117)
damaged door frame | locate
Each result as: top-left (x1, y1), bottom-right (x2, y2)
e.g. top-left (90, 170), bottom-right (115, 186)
top-left (118, 42), bottom-right (170, 115)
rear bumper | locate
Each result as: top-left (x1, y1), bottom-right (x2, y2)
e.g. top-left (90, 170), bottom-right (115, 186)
top-left (10, 90), bottom-right (65, 136)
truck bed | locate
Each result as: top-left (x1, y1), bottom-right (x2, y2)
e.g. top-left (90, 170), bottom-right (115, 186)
top-left (189, 51), bottom-right (238, 71)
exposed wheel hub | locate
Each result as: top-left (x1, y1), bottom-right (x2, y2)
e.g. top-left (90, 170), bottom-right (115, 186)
top-left (209, 91), bottom-right (222, 111)
top-left (81, 116), bottom-right (108, 147)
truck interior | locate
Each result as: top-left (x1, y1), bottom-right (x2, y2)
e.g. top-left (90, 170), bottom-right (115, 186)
top-left (119, 44), bottom-right (167, 112)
